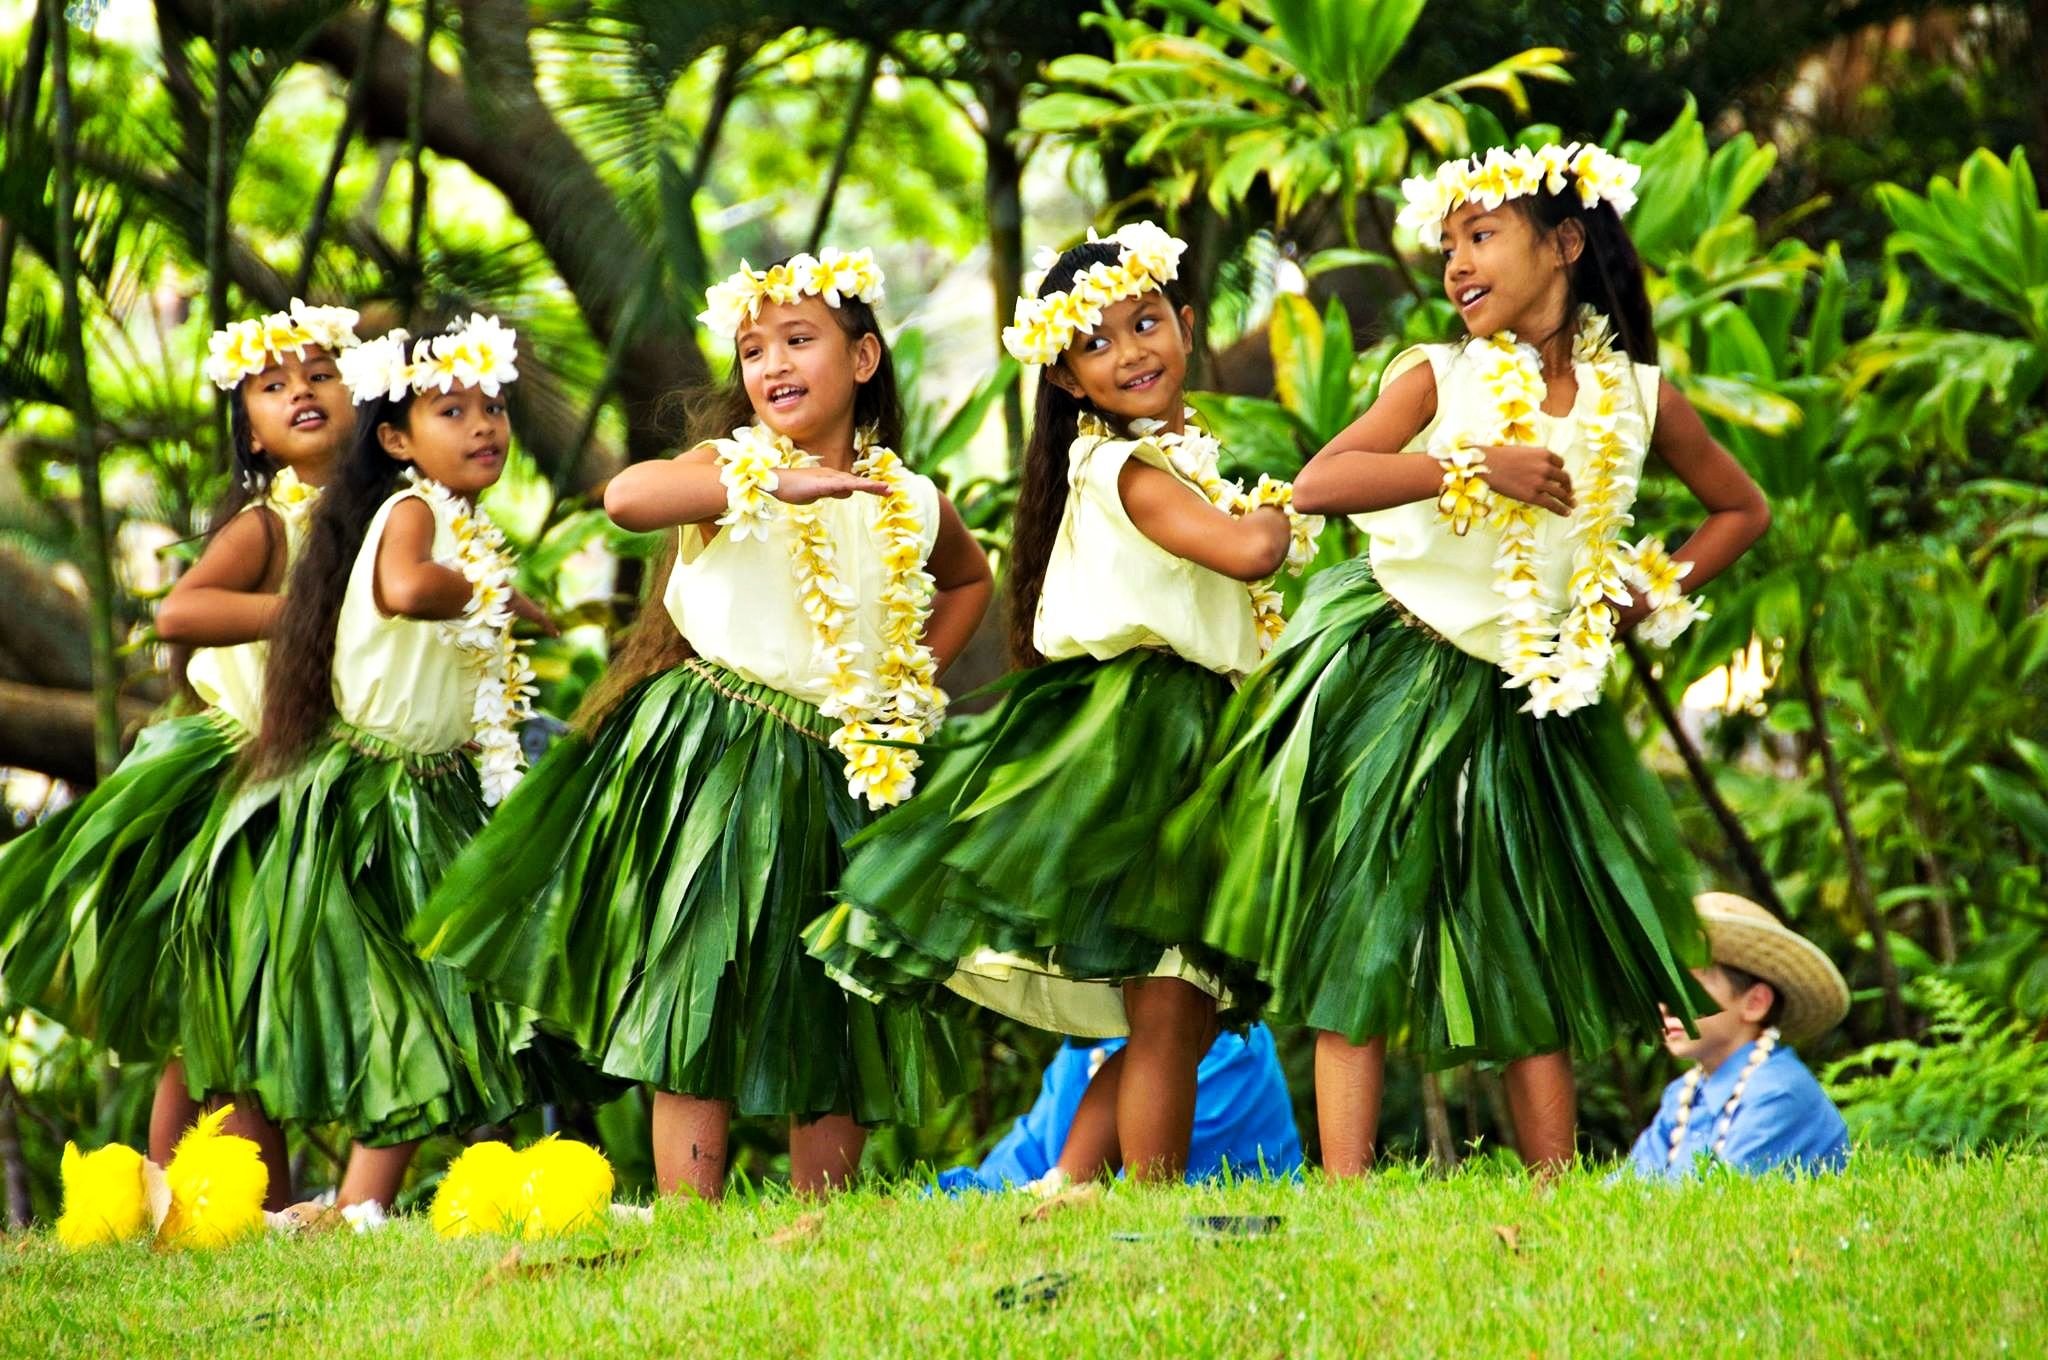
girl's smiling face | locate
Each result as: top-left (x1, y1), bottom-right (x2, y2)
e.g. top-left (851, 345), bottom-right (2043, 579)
top-left (376, 383), bottom-right (511, 498)
top-left (1439, 199), bottom-right (1581, 340)
top-left (736, 295), bottom-right (880, 450)
top-left (1047, 290), bottom-right (1195, 428)
top-left (240, 348), bottom-right (353, 479)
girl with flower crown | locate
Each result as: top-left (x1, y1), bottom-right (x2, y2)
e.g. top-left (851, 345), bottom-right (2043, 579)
top-left (0, 301), bottom-right (360, 1209)
top-left (1171, 144), bottom-right (1771, 1173)
top-left (806, 225), bottom-right (1322, 1184)
top-left (409, 249), bottom-right (992, 1202)
top-left (171, 314), bottom-right (553, 1210)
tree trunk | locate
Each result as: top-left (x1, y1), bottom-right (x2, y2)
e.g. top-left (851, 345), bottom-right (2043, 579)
top-left (805, 44), bottom-right (883, 254)
top-left (0, 1059), bottom-right (29, 1230)
top-left (1799, 632), bottom-right (1909, 1038)
top-left (402, 0), bottom-right (434, 323)
top-left (1625, 636), bottom-right (1788, 916)
top-left (978, 56), bottom-right (1025, 464)
top-left (0, 680), bottom-right (155, 786)
top-left (295, 0), bottom-right (390, 298)
top-left (46, 0), bottom-right (123, 779)
top-left (1419, 1067), bottom-right (1457, 1168)
top-left (206, 0), bottom-right (231, 470)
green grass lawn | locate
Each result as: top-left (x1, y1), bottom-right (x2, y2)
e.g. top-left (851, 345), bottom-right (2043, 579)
top-left (4, 1152), bottom-right (2043, 1359)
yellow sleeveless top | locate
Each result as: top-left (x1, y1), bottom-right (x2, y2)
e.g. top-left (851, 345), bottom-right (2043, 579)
top-left (1034, 432), bottom-right (1262, 676)
top-left (330, 488), bottom-right (478, 754)
top-left (662, 464), bottom-right (943, 708)
top-left (186, 471), bottom-right (322, 731)
top-left (1355, 342), bottom-right (1662, 663)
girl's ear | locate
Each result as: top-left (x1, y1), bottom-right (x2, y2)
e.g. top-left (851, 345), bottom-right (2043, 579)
top-left (1176, 303), bottom-right (1196, 352)
top-left (851, 330), bottom-right (882, 384)
top-left (375, 421), bottom-right (411, 460)
top-left (1553, 218), bottom-right (1587, 269)
top-left (1045, 362), bottom-right (1085, 400)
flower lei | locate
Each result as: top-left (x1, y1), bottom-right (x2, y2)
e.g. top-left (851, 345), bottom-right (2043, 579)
top-left (1084, 410), bottom-right (1323, 652)
top-left (1429, 309), bottom-right (1706, 716)
top-left (1666, 1027), bottom-right (1780, 1169)
top-left (697, 248), bottom-right (885, 341)
top-left (401, 470), bottom-right (537, 806)
top-left (1002, 222), bottom-right (1187, 366)
top-left (713, 424), bottom-right (944, 809)
top-left (204, 299), bottom-right (362, 391)
top-left (1397, 142), bottom-right (1640, 251)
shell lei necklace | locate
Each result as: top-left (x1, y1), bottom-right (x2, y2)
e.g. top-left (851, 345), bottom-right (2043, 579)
top-left (715, 423), bottom-right (944, 809)
top-left (401, 470), bottom-right (537, 805)
top-left (1080, 410), bottom-right (1323, 651)
top-left (1665, 1026), bottom-right (1780, 1169)
top-left (1432, 308), bottom-right (1706, 716)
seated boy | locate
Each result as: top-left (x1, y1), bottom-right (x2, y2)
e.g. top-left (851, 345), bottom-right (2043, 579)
top-left (939, 1023), bottom-right (1302, 1191)
top-left (1628, 892), bottom-right (1852, 1179)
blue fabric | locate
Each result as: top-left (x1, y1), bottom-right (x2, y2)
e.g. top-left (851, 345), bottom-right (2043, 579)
top-left (1626, 1040), bottom-right (1849, 1179)
top-left (937, 1024), bottom-right (1302, 1191)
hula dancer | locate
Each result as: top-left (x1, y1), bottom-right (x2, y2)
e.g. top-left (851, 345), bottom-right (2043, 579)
top-left (806, 224), bottom-right (1322, 1181)
top-left (0, 301), bottom-right (359, 1207)
top-left (1174, 144), bottom-right (1771, 1173)
top-left (410, 249), bottom-right (992, 1201)
top-left (187, 314), bottom-right (548, 1209)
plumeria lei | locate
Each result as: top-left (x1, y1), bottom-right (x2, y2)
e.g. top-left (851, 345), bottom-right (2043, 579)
top-left (1430, 309), bottom-right (1705, 717)
top-left (1082, 409), bottom-right (1323, 652)
top-left (401, 470), bottom-right (537, 805)
top-left (697, 248), bottom-right (885, 341)
top-left (713, 424), bottom-right (944, 809)
top-left (336, 314), bottom-right (520, 404)
top-left (1002, 222), bottom-right (1188, 366)
top-left (1396, 142), bottom-right (1641, 250)
top-left (204, 299), bottom-right (362, 390)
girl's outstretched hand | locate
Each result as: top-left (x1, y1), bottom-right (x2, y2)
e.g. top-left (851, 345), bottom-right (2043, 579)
top-left (1476, 444), bottom-right (1576, 517)
top-left (770, 468), bottom-right (890, 505)
top-left (512, 590), bottom-right (562, 638)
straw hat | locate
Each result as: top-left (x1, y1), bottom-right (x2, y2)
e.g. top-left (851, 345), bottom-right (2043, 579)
top-left (1695, 892), bottom-right (1851, 1045)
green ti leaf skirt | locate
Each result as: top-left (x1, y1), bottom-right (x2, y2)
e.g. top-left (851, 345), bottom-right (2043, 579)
top-left (409, 659), bottom-right (967, 1126)
top-left (0, 711), bottom-right (240, 1060)
top-left (805, 649), bottom-right (1267, 1038)
top-left (1168, 558), bottom-right (1710, 1068)
top-left (173, 727), bottom-right (537, 1144)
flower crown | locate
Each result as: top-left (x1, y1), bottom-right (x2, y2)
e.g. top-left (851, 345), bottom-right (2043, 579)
top-left (203, 299), bottom-right (362, 391)
top-left (1001, 221), bottom-right (1188, 366)
top-left (1396, 143), bottom-right (1641, 249)
top-left (697, 247), bottom-right (886, 341)
top-left (336, 313), bottom-right (521, 405)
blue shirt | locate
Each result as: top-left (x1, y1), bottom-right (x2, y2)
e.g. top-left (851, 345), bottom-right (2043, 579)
top-left (937, 1024), bottom-right (1303, 1191)
top-left (1626, 1040), bottom-right (1849, 1179)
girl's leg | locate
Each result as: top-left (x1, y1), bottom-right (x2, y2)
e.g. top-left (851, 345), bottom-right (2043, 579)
top-left (147, 1059), bottom-right (200, 1165)
top-left (214, 1095), bottom-right (293, 1211)
top-left (337, 1141), bottom-right (418, 1210)
top-left (652, 1091), bottom-right (732, 1202)
top-left (1502, 1050), bottom-right (1576, 1171)
top-left (1053, 1049), bottom-right (1125, 1182)
top-left (788, 1114), bottom-right (866, 1197)
top-left (1313, 1031), bottom-right (1386, 1178)
top-left (1117, 977), bottom-right (1215, 1183)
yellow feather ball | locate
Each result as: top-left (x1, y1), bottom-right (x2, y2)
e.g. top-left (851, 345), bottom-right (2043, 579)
top-left (513, 1136), bottom-right (614, 1239)
top-left (55, 1142), bottom-right (152, 1249)
top-left (158, 1106), bottom-right (269, 1249)
top-left (429, 1140), bottom-right (522, 1239)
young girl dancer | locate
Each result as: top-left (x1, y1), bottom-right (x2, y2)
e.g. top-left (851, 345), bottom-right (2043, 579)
top-left (1177, 144), bottom-right (1770, 1173)
top-left (0, 301), bottom-right (359, 1207)
top-left (806, 224), bottom-right (1321, 1182)
top-left (411, 249), bottom-right (992, 1201)
top-left (180, 314), bottom-right (543, 1208)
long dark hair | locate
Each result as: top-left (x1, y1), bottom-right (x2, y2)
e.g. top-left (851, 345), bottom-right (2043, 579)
top-left (573, 274), bottom-right (905, 733)
top-left (1515, 189), bottom-right (1656, 365)
top-left (248, 392), bottom-right (414, 777)
top-left (1007, 238), bottom-right (1194, 667)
